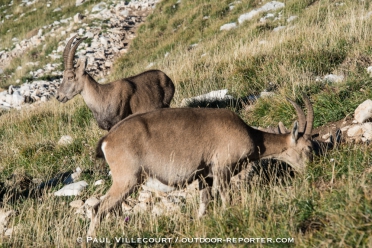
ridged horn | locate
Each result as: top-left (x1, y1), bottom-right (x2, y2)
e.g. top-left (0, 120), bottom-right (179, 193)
top-left (286, 97), bottom-right (306, 133)
top-left (67, 37), bottom-right (87, 70)
top-left (302, 94), bottom-right (314, 137)
top-left (63, 35), bottom-right (77, 69)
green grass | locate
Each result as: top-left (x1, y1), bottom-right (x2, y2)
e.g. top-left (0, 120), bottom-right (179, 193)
top-left (0, 0), bottom-right (372, 246)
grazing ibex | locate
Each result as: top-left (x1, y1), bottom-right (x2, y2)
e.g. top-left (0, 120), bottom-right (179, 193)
top-left (56, 35), bottom-right (175, 130)
top-left (87, 95), bottom-right (315, 236)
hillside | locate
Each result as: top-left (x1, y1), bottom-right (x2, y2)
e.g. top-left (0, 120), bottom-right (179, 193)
top-left (0, 0), bottom-right (372, 246)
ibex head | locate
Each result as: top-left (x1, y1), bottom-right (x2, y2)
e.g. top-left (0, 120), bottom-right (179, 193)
top-left (274, 95), bottom-right (314, 171)
top-left (56, 35), bottom-right (87, 103)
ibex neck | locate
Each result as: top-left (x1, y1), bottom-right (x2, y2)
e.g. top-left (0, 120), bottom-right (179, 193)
top-left (80, 73), bottom-right (106, 108)
top-left (257, 130), bottom-right (290, 159)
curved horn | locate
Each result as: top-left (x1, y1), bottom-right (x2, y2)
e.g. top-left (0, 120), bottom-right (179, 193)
top-left (302, 94), bottom-right (314, 136)
top-left (67, 37), bottom-right (87, 70)
top-left (63, 35), bottom-right (77, 69)
top-left (286, 97), bottom-right (306, 133)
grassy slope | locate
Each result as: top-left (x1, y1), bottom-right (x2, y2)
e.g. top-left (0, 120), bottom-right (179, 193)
top-left (0, 0), bottom-right (371, 246)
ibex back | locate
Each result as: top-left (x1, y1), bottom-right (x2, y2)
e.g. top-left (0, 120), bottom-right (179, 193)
top-left (87, 95), bottom-right (314, 236)
top-left (56, 35), bottom-right (175, 130)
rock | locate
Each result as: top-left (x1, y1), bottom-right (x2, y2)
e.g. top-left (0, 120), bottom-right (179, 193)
top-left (69, 200), bottom-right (84, 208)
top-left (273, 25), bottom-right (286, 32)
top-left (145, 177), bottom-right (175, 193)
top-left (287, 15), bottom-right (298, 22)
top-left (120, 10), bottom-right (129, 17)
top-left (354, 99), bottom-right (372, 123)
top-left (0, 209), bottom-right (14, 234)
top-left (93, 179), bottom-right (104, 186)
top-left (181, 89), bottom-right (234, 107)
top-left (85, 197), bottom-right (100, 207)
top-left (74, 13), bottom-right (84, 23)
top-left (57, 135), bottom-right (73, 146)
top-left (362, 122), bottom-right (372, 141)
top-left (323, 74), bottom-right (344, 84)
top-left (238, 1), bottom-right (285, 24)
top-left (92, 2), bottom-right (107, 12)
top-left (347, 125), bottom-right (363, 138)
top-left (54, 181), bottom-right (88, 196)
top-left (220, 23), bottom-right (237, 31)
top-left (138, 191), bottom-right (152, 203)
top-left (76, 0), bottom-right (85, 7)
top-left (132, 202), bottom-right (148, 214)
top-left (367, 66), bottom-right (372, 77)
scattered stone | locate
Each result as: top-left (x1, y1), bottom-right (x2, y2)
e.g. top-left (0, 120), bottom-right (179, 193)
top-left (69, 200), bottom-right (84, 208)
top-left (57, 135), bottom-right (74, 146)
top-left (54, 181), bottom-right (88, 196)
top-left (85, 197), bottom-right (100, 207)
top-left (181, 89), bottom-right (234, 107)
top-left (220, 22), bottom-right (237, 31)
top-left (354, 99), bottom-right (372, 123)
top-left (347, 125), bottom-right (363, 138)
top-left (323, 74), bottom-right (344, 84)
top-left (93, 179), bottom-right (104, 186)
top-left (238, 1), bottom-right (285, 24)
top-left (0, 209), bottom-right (14, 234)
top-left (76, 0), bottom-right (85, 7)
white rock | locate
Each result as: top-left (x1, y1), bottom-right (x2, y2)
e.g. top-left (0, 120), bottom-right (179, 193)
top-left (74, 13), bottom-right (84, 23)
top-left (76, 0), bottom-right (85, 7)
top-left (54, 181), bottom-right (88, 196)
top-left (120, 10), bottom-right (129, 17)
top-left (69, 200), bottom-right (84, 208)
top-left (94, 180), bottom-right (104, 186)
top-left (58, 135), bottom-right (73, 145)
top-left (146, 62), bottom-right (154, 69)
top-left (145, 177), bottom-right (175, 193)
top-left (238, 9), bottom-right (259, 24)
top-left (362, 122), bottom-right (372, 141)
top-left (92, 2), bottom-right (106, 12)
top-left (354, 99), bottom-right (372, 123)
top-left (238, 1), bottom-right (285, 24)
top-left (0, 209), bottom-right (14, 234)
top-left (220, 22), bottom-right (237, 31)
top-left (85, 197), bottom-right (100, 207)
top-left (347, 125), bottom-right (363, 138)
top-left (138, 191), bottom-right (152, 202)
top-left (53, 7), bottom-right (61, 12)
top-left (273, 25), bottom-right (286, 32)
top-left (181, 89), bottom-right (234, 106)
top-left (367, 66), bottom-right (372, 77)
top-left (323, 74), bottom-right (344, 84)
top-left (287, 15), bottom-right (298, 22)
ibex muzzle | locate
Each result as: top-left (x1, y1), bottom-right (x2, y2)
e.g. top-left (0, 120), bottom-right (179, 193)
top-left (87, 95), bottom-right (315, 236)
top-left (56, 35), bottom-right (175, 130)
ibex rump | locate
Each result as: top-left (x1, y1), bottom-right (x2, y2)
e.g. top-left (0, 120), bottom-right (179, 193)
top-left (56, 36), bottom-right (175, 130)
top-left (87, 95), bottom-right (315, 236)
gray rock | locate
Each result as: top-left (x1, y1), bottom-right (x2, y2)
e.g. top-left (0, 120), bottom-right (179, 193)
top-left (76, 0), bottom-right (85, 7)
top-left (54, 181), bottom-right (88, 196)
top-left (220, 22), bottom-right (237, 31)
top-left (354, 99), bottom-right (372, 123)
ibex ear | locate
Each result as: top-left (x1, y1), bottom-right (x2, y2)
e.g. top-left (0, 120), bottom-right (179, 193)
top-left (291, 121), bottom-right (299, 145)
top-left (76, 57), bottom-right (87, 73)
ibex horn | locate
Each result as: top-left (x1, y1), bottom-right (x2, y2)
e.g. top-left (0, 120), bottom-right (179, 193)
top-left (63, 35), bottom-right (77, 69)
top-left (286, 97), bottom-right (306, 133)
top-left (67, 37), bottom-right (87, 70)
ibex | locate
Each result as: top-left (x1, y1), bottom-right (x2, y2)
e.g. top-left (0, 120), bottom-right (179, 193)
top-left (56, 35), bottom-right (175, 130)
top-left (87, 95), bottom-right (315, 236)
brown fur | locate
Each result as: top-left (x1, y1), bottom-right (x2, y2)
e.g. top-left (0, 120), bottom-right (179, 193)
top-left (87, 105), bottom-right (314, 236)
top-left (56, 37), bottom-right (175, 130)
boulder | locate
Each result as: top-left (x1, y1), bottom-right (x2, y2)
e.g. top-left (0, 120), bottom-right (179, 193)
top-left (354, 99), bottom-right (372, 123)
